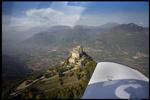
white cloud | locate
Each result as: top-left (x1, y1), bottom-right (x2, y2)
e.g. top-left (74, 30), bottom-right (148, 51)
top-left (7, 2), bottom-right (85, 30)
top-left (2, 2), bottom-right (86, 41)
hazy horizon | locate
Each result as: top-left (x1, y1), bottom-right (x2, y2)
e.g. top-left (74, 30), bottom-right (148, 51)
top-left (2, 1), bottom-right (149, 42)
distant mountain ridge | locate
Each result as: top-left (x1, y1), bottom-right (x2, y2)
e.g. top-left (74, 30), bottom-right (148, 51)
top-left (111, 23), bottom-right (148, 33)
top-left (100, 22), bottom-right (120, 29)
top-left (3, 22), bottom-right (149, 75)
top-left (21, 22), bottom-right (148, 53)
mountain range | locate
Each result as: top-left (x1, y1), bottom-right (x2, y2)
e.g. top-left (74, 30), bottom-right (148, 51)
top-left (21, 23), bottom-right (148, 54)
top-left (3, 22), bottom-right (149, 71)
top-left (2, 22), bottom-right (149, 99)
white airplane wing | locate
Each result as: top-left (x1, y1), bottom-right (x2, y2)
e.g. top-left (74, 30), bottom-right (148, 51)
top-left (82, 62), bottom-right (149, 99)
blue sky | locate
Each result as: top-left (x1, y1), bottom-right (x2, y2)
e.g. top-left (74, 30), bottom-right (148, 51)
top-left (3, 2), bottom-right (149, 16)
top-left (2, 1), bottom-right (149, 36)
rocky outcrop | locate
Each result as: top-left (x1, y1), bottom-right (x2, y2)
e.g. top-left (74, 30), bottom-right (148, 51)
top-left (68, 45), bottom-right (83, 63)
top-left (9, 46), bottom-right (97, 99)
top-left (63, 45), bottom-right (93, 67)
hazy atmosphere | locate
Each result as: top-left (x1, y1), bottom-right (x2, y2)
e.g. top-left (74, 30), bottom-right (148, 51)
top-left (2, 2), bottom-right (149, 41)
top-left (2, 1), bottom-right (149, 99)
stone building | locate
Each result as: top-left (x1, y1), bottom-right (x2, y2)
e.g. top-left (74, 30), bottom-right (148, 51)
top-left (68, 45), bottom-right (84, 64)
